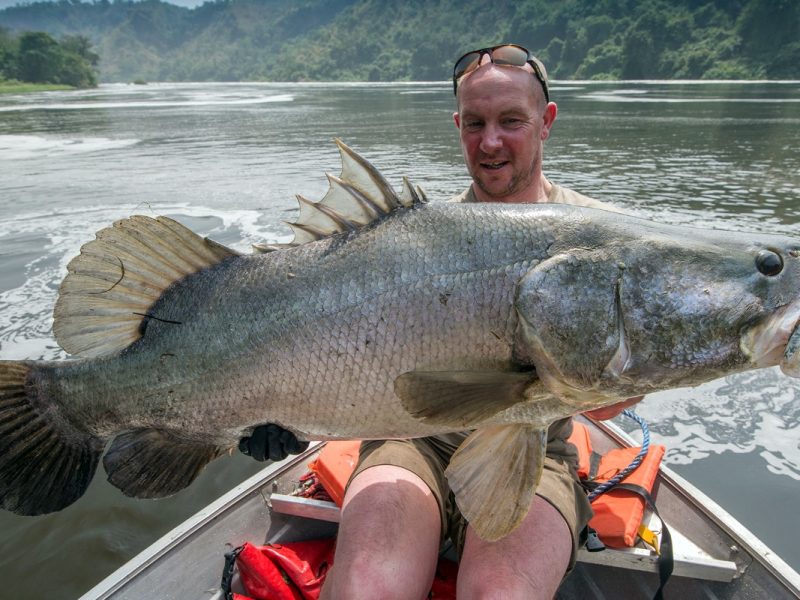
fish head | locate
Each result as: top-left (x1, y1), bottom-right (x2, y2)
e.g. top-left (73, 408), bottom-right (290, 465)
top-left (514, 223), bottom-right (800, 409)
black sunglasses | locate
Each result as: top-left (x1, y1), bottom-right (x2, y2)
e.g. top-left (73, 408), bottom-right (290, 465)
top-left (452, 44), bottom-right (549, 102)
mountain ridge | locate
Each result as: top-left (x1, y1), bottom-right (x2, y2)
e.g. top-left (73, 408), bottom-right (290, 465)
top-left (1, 0), bottom-right (797, 82)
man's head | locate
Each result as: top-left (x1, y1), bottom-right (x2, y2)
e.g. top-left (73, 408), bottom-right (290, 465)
top-left (452, 44), bottom-right (550, 103)
top-left (452, 44), bottom-right (557, 203)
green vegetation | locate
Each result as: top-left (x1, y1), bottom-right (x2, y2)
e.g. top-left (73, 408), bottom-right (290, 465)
top-left (0, 27), bottom-right (99, 88)
top-left (0, 80), bottom-right (73, 93)
top-left (0, 0), bottom-right (797, 82)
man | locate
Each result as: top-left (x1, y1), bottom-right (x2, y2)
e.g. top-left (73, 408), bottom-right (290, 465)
top-left (242, 45), bottom-right (640, 599)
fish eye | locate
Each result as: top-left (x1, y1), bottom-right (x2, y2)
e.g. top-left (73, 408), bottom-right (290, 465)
top-left (755, 250), bottom-right (783, 276)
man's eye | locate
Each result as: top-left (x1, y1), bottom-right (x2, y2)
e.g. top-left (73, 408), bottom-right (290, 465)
top-left (464, 121), bottom-right (482, 129)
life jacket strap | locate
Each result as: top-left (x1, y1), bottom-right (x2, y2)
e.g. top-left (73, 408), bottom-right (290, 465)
top-left (220, 545), bottom-right (245, 600)
top-left (611, 483), bottom-right (674, 600)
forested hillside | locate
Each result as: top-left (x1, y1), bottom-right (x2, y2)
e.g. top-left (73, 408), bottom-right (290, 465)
top-left (0, 0), bottom-right (797, 82)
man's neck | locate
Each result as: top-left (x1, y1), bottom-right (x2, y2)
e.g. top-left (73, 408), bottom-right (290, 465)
top-left (471, 176), bottom-right (553, 204)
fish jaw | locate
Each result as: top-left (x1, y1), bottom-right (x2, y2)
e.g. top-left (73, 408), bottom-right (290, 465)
top-left (741, 300), bottom-right (800, 376)
top-left (783, 319), bottom-right (800, 376)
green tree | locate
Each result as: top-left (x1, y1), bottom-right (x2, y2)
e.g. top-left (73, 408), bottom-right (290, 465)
top-left (737, 0), bottom-right (800, 77)
top-left (61, 35), bottom-right (100, 67)
top-left (58, 49), bottom-right (97, 87)
top-left (621, 29), bottom-right (655, 78)
top-left (0, 27), bottom-right (16, 80)
top-left (5, 30), bottom-right (98, 87)
top-left (59, 34), bottom-right (99, 86)
top-left (16, 31), bottom-right (62, 83)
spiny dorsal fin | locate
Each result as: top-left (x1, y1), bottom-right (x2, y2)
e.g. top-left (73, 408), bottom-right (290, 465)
top-left (287, 139), bottom-right (427, 245)
top-left (54, 215), bottom-right (239, 358)
top-left (399, 176), bottom-right (427, 207)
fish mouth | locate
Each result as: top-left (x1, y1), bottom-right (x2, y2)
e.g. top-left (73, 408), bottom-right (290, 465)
top-left (783, 319), bottom-right (800, 377)
top-left (742, 300), bottom-right (800, 377)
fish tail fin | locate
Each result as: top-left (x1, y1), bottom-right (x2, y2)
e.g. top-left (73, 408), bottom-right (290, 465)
top-left (0, 361), bottom-right (103, 515)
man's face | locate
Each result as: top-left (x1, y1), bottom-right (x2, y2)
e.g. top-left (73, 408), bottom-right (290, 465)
top-left (454, 65), bottom-right (556, 203)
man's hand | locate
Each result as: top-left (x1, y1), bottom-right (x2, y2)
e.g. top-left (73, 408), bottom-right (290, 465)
top-left (582, 396), bottom-right (644, 421)
top-left (239, 424), bottom-right (309, 461)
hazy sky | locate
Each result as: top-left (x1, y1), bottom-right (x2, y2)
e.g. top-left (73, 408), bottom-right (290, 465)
top-left (0, 0), bottom-right (206, 8)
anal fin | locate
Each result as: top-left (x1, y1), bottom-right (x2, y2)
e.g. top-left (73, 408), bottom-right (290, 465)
top-left (103, 429), bottom-right (222, 499)
top-left (446, 425), bottom-right (547, 541)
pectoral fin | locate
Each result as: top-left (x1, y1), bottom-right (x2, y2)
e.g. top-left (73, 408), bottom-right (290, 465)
top-left (446, 425), bottom-right (547, 541)
top-left (394, 370), bottom-right (536, 427)
top-left (103, 429), bottom-right (222, 498)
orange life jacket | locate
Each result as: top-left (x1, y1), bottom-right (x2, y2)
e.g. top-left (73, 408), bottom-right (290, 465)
top-left (567, 421), bottom-right (665, 548)
top-left (307, 440), bottom-right (362, 507)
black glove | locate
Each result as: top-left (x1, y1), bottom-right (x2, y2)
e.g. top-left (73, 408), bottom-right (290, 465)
top-left (238, 424), bottom-right (309, 462)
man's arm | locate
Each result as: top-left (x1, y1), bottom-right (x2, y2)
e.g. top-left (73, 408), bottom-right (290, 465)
top-left (239, 424), bottom-right (309, 461)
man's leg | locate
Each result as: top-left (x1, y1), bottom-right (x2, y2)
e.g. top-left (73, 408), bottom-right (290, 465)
top-left (321, 465), bottom-right (442, 600)
top-left (457, 494), bottom-right (572, 600)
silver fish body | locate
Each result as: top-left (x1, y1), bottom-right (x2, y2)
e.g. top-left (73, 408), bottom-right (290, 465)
top-left (38, 203), bottom-right (562, 441)
top-left (2, 142), bottom-right (799, 541)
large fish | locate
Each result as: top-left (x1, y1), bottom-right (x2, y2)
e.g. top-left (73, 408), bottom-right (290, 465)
top-left (1, 141), bottom-right (799, 541)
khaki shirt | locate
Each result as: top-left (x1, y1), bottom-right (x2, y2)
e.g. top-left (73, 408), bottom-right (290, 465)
top-left (449, 183), bottom-right (621, 212)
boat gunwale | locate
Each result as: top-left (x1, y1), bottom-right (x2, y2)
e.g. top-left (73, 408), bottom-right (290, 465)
top-left (78, 442), bottom-right (325, 600)
top-left (589, 417), bottom-right (800, 598)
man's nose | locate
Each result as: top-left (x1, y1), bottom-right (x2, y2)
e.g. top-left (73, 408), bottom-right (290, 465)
top-left (479, 124), bottom-right (502, 153)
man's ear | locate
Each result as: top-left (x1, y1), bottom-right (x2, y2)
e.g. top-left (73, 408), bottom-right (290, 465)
top-left (541, 103), bottom-right (557, 140)
top-left (453, 111), bottom-right (461, 129)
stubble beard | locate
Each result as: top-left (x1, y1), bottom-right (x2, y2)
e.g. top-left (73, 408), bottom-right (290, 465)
top-left (472, 155), bottom-right (539, 201)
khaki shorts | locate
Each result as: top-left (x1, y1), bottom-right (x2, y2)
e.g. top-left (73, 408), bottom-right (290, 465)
top-left (348, 421), bottom-right (593, 566)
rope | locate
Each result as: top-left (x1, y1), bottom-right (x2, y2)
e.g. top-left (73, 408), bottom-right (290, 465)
top-left (587, 408), bottom-right (650, 501)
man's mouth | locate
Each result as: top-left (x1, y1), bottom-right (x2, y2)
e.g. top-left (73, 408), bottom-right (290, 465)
top-left (481, 160), bottom-right (509, 171)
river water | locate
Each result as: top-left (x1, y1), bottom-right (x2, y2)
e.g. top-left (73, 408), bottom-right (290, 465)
top-left (0, 81), bottom-right (798, 597)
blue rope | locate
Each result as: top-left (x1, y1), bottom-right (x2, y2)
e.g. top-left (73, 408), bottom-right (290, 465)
top-left (587, 408), bottom-right (651, 502)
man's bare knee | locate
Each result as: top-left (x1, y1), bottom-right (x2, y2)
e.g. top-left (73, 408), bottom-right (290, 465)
top-left (458, 495), bottom-right (572, 600)
top-left (321, 465), bottom-right (441, 600)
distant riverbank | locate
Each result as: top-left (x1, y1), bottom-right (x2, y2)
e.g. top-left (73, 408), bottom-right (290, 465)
top-left (0, 81), bottom-right (74, 94)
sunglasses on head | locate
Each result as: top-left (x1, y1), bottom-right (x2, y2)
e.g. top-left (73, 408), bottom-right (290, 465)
top-left (452, 44), bottom-right (549, 102)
